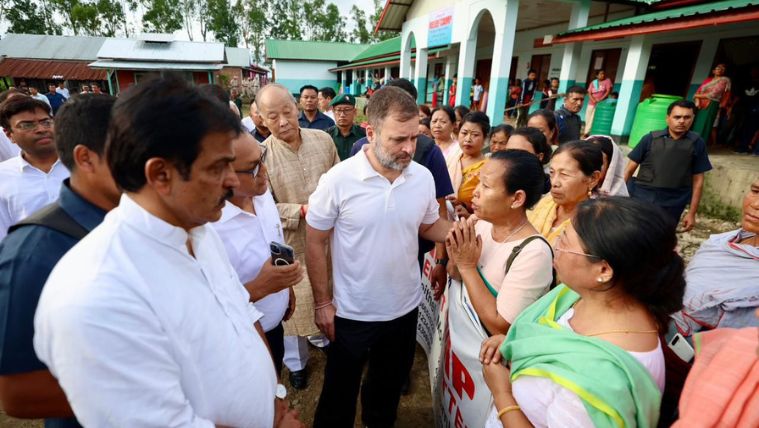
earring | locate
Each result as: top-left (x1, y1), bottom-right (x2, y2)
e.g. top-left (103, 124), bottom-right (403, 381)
top-left (587, 188), bottom-right (593, 197)
top-left (597, 278), bottom-right (603, 283)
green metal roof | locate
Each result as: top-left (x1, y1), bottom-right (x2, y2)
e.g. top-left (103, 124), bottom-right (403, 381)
top-left (332, 46), bottom-right (446, 71)
top-left (265, 39), bottom-right (369, 62)
top-left (560, 0), bottom-right (759, 35)
top-left (350, 36), bottom-right (416, 62)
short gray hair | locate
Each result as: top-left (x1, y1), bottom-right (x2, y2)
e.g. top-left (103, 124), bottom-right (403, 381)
top-left (367, 86), bottom-right (418, 130)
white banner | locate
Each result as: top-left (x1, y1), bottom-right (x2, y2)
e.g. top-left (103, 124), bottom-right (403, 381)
top-left (417, 255), bottom-right (493, 428)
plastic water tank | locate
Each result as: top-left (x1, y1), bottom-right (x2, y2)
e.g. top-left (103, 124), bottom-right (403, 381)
top-left (589, 99), bottom-right (617, 136)
top-left (628, 94), bottom-right (683, 148)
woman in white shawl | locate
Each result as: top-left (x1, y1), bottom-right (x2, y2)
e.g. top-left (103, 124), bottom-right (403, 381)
top-left (586, 135), bottom-right (629, 197)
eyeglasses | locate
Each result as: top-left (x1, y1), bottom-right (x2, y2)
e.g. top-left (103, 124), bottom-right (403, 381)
top-left (554, 231), bottom-right (601, 259)
top-left (334, 107), bottom-right (354, 115)
top-left (14, 118), bottom-right (53, 131)
top-left (235, 143), bottom-right (268, 178)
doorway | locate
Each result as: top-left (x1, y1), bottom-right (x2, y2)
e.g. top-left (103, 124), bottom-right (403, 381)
top-left (585, 48), bottom-right (621, 86)
top-left (530, 54), bottom-right (552, 89)
top-left (644, 41), bottom-right (702, 98)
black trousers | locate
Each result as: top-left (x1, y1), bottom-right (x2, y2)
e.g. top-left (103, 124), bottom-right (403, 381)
top-left (313, 308), bottom-right (418, 428)
top-left (265, 322), bottom-right (285, 376)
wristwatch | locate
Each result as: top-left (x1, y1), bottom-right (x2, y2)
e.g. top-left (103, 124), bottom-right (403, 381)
top-left (435, 258), bottom-right (448, 266)
top-left (275, 383), bottom-right (287, 400)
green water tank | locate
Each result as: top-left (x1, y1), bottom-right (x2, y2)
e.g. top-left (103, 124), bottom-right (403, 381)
top-left (589, 99), bottom-right (617, 136)
top-left (628, 94), bottom-right (682, 148)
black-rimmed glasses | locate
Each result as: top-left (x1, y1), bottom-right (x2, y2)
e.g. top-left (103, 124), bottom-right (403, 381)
top-left (235, 143), bottom-right (267, 177)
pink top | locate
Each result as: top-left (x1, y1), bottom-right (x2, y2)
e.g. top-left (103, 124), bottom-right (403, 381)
top-left (587, 78), bottom-right (612, 105)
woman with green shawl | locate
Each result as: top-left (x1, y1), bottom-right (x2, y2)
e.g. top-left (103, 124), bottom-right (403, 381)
top-left (479, 197), bottom-right (686, 427)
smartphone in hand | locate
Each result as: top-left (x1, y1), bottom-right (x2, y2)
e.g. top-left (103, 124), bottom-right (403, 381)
top-left (270, 241), bottom-right (295, 266)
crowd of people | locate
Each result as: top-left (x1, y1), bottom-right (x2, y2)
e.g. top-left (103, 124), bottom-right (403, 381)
top-left (0, 71), bottom-right (755, 428)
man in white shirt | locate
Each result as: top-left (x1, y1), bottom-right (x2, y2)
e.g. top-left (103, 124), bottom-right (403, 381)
top-left (306, 86), bottom-right (452, 427)
top-left (28, 87), bottom-right (51, 107)
top-left (56, 82), bottom-right (70, 100)
top-left (0, 89), bottom-right (23, 162)
top-left (318, 87), bottom-right (336, 121)
top-left (0, 96), bottom-right (69, 240)
top-left (34, 75), bottom-right (303, 428)
top-left (213, 132), bottom-right (303, 375)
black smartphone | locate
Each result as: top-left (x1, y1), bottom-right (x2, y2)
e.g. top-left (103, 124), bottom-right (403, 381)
top-left (270, 241), bottom-right (295, 266)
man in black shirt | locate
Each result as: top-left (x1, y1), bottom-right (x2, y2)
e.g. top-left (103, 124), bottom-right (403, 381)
top-left (555, 85), bottom-right (586, 144)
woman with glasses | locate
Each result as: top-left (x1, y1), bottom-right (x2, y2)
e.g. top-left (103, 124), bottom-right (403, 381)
top-left (527, 140), bottom-right (602, 245)
top-left (440, 150), bottom-right (554, 427)
top-left (480, 197), bottom-right (685, 427)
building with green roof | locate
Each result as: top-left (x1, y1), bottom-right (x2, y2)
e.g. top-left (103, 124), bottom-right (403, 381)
top-left (265, 39), bottom-right (368, 94)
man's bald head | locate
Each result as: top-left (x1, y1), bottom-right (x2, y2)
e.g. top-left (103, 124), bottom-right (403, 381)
top-left (254, 84), bottom-right (300, 143)
top-left (255, 84), bottom-right (296, 111)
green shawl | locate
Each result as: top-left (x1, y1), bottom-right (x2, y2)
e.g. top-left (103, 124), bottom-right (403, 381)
top-left (500, 285), bottom-right (661, 427)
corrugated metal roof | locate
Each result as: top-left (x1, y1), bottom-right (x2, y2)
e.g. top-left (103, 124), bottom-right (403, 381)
top-left (560, 0), bottom-right (759, 35)
top-left (265, 39), bottom-right (368, 62)
top-left (350, 37), bottom-right (415, 62)
top-left (0, 34), bottom-right (106, 61)
top-left (375, 0), bottom-right (413, 33)
top-left (225, 47), bottom-right (252, 68)
top-left (97, 38), bottom-right (225, 63)
top-left (89, 60), bottom-right (223, 71)
top-left (0, 58), bottom-right (106, 80)
top-left (331, 46), bottom-right (445, 71)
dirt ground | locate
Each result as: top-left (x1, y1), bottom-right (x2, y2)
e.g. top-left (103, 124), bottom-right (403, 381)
top-left (0, 213), bottom-right (739, 428)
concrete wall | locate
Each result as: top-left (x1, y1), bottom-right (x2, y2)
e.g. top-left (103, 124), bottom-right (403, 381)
top-left (273, 59), bottom-right (339, 94)
top-left (701, 152), bottom-right (757, 220)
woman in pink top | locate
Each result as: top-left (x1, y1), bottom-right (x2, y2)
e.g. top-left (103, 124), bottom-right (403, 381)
top-left (584, 69), bottom-right (612, 137)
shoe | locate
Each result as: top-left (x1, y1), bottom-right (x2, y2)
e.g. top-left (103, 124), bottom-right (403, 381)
top-left (289, 368), bottom-right (308, 390)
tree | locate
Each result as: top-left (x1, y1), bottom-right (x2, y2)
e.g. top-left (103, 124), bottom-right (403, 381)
top-left (207, 0), bottom-right (240, 46)
top-left (5, 0), bottom-right (48, 34)
top-left (349, 5), bottom-right (370, 44)
top-left (369, 0), bottom-right (397, 42)
top-left (96, 0), bottom-right (127, 37)
top-left (50, 0), bottom-right (85, 35)
top-left (141, 0), bottom-right (183, 34)
top-left (71, 1), bottom-right (100, 35)
top-left (241, 0), bottom-right (268, 63)
top-left (315, 3), bottom-right (345, 42)
top-left (268, 0), bottom-right (300, 40)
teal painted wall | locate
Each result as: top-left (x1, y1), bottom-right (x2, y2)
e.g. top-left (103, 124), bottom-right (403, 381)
top-left (459, 77), bottom-right (473, 108)
top-left (490, 76), bottom-right (510, 125)
top-left (416, 77), bottom-right (428, 104)
top-left (611, 79), bottom-right (644, 138)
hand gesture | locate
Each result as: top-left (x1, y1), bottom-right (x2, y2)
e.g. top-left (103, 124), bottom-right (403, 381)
top-left (445, 217), bottom-right (481, 270)
top-left (430, 263), bottom-right (447, 300)
top-left (274, 398), bottom-right (305, 428)
top-left (482, 361), bottom-right (512, 398)
top-left (254, 258), bottom-right (304, 295)
top-left (479, 334), bottom-right (506, 365)
top-left (314, 303), bottom-right (336, 342)
top-left (681, 212), bottom-right (696, 232)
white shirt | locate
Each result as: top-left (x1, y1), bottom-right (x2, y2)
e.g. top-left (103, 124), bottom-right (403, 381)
top-left (0, 156), bottom-right (69, 240)
top-left (34, 194), bottom-right (277, 428)
top-left (307, 147), bottom-right (439, 321)
top-left (485, 308), bottom-right (665, 428)
top-left (213, 190), bottom-right (290, 332)
top-left (241, 116), bottom-right (256, 133)
top-left (32, 93), bottom-right (51, 106)
top-left (56, 87), bottom-right (70, 99)
top-left (0, 130), bottom-right (20, 162)
top-left (324, 110), bottom-right (335, 121)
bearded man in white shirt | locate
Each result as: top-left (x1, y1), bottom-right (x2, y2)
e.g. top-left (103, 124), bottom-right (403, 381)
top-left (212, 132), bottom-right (303, 375)
top-left (33, 75), bottom-right (303, 428)
top-left (0, 96), bottom-right (69, 240)
top-left (306, 86), bottom-right (452, 427)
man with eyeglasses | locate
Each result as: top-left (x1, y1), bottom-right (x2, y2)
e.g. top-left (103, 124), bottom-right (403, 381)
top-left (0, 97), bottom-right (69, 240)
top-left (555, 85), bottom-right (587, 145)
top-left (325, 94), bottom-right (365, 160)
top-left (212, 132), bottom-right (304, 376)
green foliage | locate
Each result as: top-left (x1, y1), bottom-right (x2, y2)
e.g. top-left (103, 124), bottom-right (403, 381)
top-left (96, 0), bottom-right (126, 36)
top-left (141, 0), bottom-right (183, 33)
top-left (207, 0), bottom-right (240, 46)
top-left (6, 0), bottom-right (50, 34)
top-left (268, 0), bottom-right (302, 40)
top-left (349, 5), bottom-right (370, 44)
top-left (240, 0), bottom-right (267, 62)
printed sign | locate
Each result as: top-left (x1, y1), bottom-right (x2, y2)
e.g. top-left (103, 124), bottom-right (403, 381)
top-left (417, 255), bottom-right (494, 427)
top-left (428, 7), bottom-right (454, 48)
